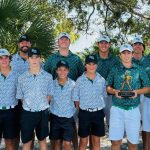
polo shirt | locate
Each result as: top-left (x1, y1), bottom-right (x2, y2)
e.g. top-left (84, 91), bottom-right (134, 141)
top-left (132, 56), bottom-right (150, 98)
top-left (0, 70), bottom-right (19, 107)
top-left (106, 63), bottom-right (150, 110)
top-left (44, 51), bottom-right (84, 81)
top-left (16, 69), bottom-right (53, 111)
top-left (95, 53), bottom-right (120, 79)
top-left (73, 73), bottom-right (106, 109)
top-left (50, 78), bottom-right (76, 118)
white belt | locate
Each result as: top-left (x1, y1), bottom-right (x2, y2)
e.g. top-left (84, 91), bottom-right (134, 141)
top-left (0, 105), bottom-right (15, 110)
top-left (81, 107), bottom-right (103, 112)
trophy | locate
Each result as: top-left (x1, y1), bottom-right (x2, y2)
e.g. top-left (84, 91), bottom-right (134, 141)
top-left (118, 72), bottom-right (135, 98)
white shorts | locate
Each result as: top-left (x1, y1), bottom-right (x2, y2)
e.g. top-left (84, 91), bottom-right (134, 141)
top-left (103, 95), bottom-right (112, 125)
top-left (109, 106), bottom-right (141, 144)
top-left (139, 94), bottom-right (144, 117)
top-left (142, 96), bottom-right (150, 132)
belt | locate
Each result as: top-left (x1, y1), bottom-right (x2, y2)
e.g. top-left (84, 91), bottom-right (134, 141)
top-left (0, 105), bottom-right (15, 110)
top-left (24, 107), bottom-right (47, 112)
top-left (81, 107), bottom-right (103, 112)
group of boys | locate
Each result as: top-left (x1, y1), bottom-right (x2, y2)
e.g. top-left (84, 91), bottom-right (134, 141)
top-left (0, 32), bottom-right (150, 150)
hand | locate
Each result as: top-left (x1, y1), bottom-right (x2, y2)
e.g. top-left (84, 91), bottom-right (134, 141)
top-left (130, 90), bottom-right (137, 99)
top-left (115, 90), bottom-right (123, 99)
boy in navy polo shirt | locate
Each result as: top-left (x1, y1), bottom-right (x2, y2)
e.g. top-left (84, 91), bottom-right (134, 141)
top-left (0, 49), bottom-right (19, 150)
top-left (73, 55), bottom-right (107, 150)
top-left (16, 47), bottom-right (53, 150)
top-left (49, 60), bottom-right (76, 150)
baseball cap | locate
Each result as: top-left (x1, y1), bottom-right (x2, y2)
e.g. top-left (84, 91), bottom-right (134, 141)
top-left (0, 48), bottom-right (10, 57)
top-left (120, 44), bottom-right (133, 53)
top-left (132, 36), bottom-right (144, 44)
top-left (56, 60), bottom-right (69, 69)
top-left (28, 47), bottom-right (41, 57)
top-left (85, 55), bottom-right (97, 64)
top-left (58, 32), bottom-right (70, 40)
top-left (18, 35), bottom-right (30, 42)
top-left (97, 35), bottom-right (110, 43)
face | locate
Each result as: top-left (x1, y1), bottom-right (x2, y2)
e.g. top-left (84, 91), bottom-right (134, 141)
top-left (133, 43), bottom-right (144, 55)
top-left (56, 66), bottom-right (69, 79)
top-left (85, 62), bottom-right (97, 74)
top-left (18, 40), bottom-right (31, 53)
top-left (58, 37), bottom-right (70, 49)
top-left (0, 55), bottom-right (10, 68)
top-left (98, 41), bottom-right (110, 53)
top-left (28, 55), bottom-right (41, 68)
top-left (120, 50), bottom-right (133, 63)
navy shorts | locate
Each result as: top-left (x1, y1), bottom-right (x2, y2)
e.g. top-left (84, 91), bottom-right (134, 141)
top-left (20, 109), bottom-right (49, 144)
top-left (78, 109), bottom-right (105, 138)
top-left (49, 113), bottom-right (75, 141)
top-left (0, 108), bottom-right (19, 139)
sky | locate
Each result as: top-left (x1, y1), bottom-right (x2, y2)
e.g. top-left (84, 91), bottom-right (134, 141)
top-left (70, 33), bottom-right (99, 53)
top-left (69, 1), bottom-right (150, 53)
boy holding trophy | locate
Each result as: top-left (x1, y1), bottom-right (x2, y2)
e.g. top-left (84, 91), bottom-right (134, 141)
top-left (107, 44), bottom-right (150, 150)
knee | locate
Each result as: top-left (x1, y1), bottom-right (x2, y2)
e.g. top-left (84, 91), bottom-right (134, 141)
top-left (63, 141), bottom-right (71, 147)
top-left (79, 138), bottom-right (88, 148)
top-left (128, 142), bottom-right (137, 149)
top-left (111, 140), bottom-right (122, 146)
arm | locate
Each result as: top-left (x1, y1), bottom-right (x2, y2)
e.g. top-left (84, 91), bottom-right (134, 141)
top-left (136, 87), bottom-right (150, 95)
top-left (74, 101), bottom-right (79, 109)
top-left (107, 86), bottom-right (123, 99)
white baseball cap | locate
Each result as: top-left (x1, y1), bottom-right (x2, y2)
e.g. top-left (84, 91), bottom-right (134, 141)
top-left (132, 36), bottom-right (144, 44)
top-left (0, 48), bottom-right (10, 57)
top-left (97, 35), bottom-right (110, 43)
top-left (120, 44), bottom-right (133, 53)
top-left (58, 32), bottom-right (70, 40)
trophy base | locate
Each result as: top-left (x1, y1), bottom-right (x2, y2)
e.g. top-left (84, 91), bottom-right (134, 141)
top-left (118, 91), bottom-right (135, 98)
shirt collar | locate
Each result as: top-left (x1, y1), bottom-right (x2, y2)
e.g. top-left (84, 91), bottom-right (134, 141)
top-left (83, 72), bottom-right (100, 82)
top-left (132, 56), bottom-right (145, 64)
top-left (120, 62), bottom-right (137, 69)
top-left (56, 51), bottom-right (73, 58)
top-left (16, 52), bottom-right (27, 62)
top-left (96, 52), bottom-right (113, 60)
top-left (27, 68), bottom-right (44, 77)
top-left (55, 78), bottom-right (70, 88)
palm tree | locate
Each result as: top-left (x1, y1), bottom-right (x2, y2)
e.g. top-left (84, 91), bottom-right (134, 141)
top-left (0, 0), bottom-right (55, 58)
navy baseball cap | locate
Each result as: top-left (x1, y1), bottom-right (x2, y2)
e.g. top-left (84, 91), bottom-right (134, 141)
top-left (56, 60), bottom-right (69, 69)
top-left (18, 35), bottom-right (30, 42)
top-left (85, 55), bottom-right (97, 64)
top-left (28, 47), bottom-right (41, 57)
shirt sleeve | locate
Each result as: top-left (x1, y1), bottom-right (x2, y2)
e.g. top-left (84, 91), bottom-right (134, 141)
top-left (106, 68), bottom-right (115, 87)
top-left (47, 75), bottom-right (54, 96)
top-left (72, 79), bottom-right (80, 101)
top-left (77, 58), bottom-right (84, 77)
top-left (139, 68), bottom-right (150, 87)
top-left (44, 57), bottom-right (51, 73)
top-left (16, 77), bottom-right (24, 100)
top-left (103, 80), bottom-right (108, 97)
